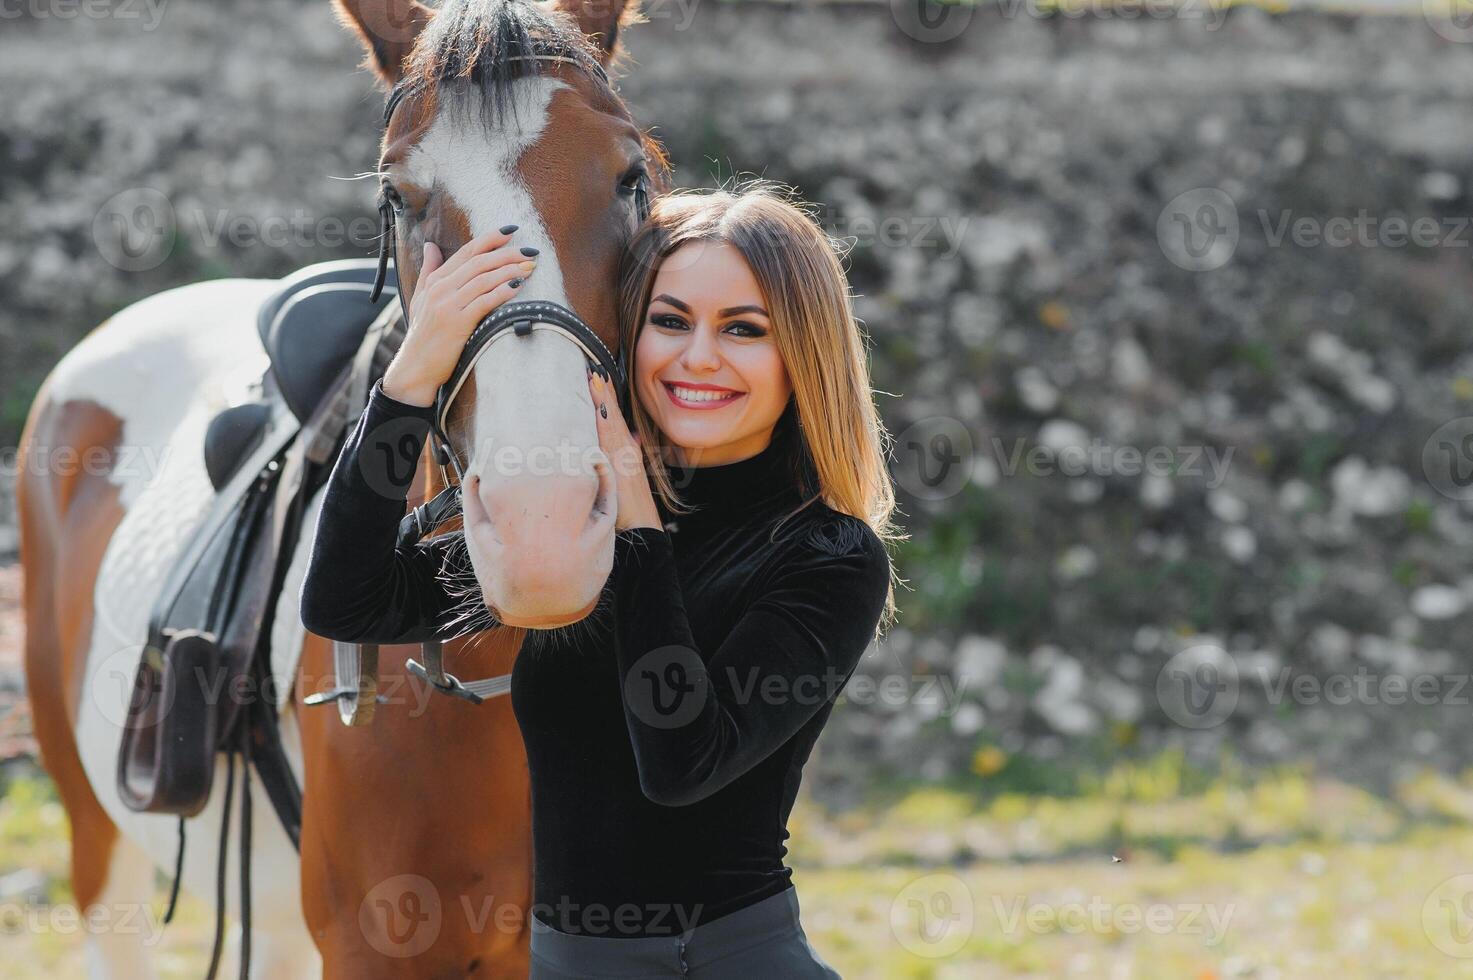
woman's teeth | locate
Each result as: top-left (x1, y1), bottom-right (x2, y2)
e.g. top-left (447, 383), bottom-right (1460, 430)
top-left (670, 385), bottom-right (739, 403)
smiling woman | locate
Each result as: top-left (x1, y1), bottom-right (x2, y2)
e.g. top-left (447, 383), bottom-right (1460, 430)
top-left (298, 179), bottom-right (903, 978)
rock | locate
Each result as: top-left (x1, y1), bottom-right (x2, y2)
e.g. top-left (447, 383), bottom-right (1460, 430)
top-left (1055, 545), bottom-right (1098, 581)
top-left (1016, 366), bottom-right (1059, 413)
top-left (1208, 490), bottom-right (1248, 523)
top-left (953, 635), bottom-right (1007, 689)
top-left (1222, 525), bottom-right (1257, 563)
top-left (1411, 585), bottom-right (1465, 621)
top-left (1330, 457), bottom-right (1411, 517)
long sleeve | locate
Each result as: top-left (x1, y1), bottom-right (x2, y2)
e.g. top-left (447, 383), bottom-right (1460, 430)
top-left (610, 517), bottom-right (891, 807)
top-left (298, 378), bottom-right (463, 645)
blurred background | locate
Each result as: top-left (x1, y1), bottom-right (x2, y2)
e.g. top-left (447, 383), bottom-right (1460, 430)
top-left (5, 0), bottom-right (1473, 976)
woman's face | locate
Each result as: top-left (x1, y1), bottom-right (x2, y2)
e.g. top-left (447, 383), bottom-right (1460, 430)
top-left (634, 241), bottom-right (792, 467)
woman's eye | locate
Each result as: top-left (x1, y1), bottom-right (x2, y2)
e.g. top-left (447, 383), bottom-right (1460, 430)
top-left (725, 321), bottom-right (766, 338)
top-left (651, 313), bottom-right (687, 330)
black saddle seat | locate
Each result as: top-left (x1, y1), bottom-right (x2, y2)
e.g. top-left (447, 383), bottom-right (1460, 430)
top-left (256, 258), bottom-right (400, 425)
top-left (200, 259), bottom-right (401, 493)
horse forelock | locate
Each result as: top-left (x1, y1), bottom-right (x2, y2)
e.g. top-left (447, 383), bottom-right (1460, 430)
top-left (401, 0), bottom-right (606, 132)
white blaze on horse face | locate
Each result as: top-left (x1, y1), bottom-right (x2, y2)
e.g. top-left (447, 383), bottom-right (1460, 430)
top-left (407, 79), bottom-right (612, 626)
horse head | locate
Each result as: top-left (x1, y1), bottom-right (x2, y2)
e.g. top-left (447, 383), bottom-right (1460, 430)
top-left (336, 0), bottom-right (669, 629)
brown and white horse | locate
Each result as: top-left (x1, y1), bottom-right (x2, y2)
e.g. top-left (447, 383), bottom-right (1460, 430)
top-left (17, 0), bottom-right (668, 975)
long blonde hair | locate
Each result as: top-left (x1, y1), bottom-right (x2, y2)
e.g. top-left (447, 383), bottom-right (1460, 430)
top-left (616, 179), bottom-right (904, 630)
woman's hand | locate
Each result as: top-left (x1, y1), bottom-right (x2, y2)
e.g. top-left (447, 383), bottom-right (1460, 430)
top-left (590, 373), bottom-right (662, 531)
top-left (381, 227), bottom-right (538, 407)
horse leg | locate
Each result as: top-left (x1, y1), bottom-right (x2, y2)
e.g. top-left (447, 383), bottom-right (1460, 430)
top-left (19, 391), bottom-right (157, 979)
top-left (81, 838), bottom-right (163, 980)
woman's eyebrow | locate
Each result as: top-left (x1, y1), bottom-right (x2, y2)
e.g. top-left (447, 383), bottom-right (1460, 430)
top-left (652, 294), bottom-right (769, 318)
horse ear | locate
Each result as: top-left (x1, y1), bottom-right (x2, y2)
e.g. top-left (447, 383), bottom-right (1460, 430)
top-left (333, 0), bottom-right (433, 88)
top-left (551, 0), bottom-right (646, 64)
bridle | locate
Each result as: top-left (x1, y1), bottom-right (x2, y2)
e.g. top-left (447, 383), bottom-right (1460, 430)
top-left (364, 53), bottom-right (651, 701)
top-left (368, 53), bottom-right (651, 545)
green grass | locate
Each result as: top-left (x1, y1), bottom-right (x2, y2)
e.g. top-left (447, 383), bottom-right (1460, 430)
top-left (8, 756), bottom-right (1473, 976)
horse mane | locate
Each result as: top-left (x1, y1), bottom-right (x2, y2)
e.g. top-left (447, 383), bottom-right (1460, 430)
top-left (404, 0), bottom-right (610, 129)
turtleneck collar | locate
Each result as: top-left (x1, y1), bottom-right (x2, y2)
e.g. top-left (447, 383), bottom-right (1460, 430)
top-left (660, 403), bottom-right (813, 520)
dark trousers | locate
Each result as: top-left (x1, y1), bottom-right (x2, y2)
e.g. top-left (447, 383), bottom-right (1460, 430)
top-left (528, 886), bottom-right (842, 979)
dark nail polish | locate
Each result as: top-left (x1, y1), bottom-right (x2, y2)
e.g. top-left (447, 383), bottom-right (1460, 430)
top-left (500, 224), bottom-right (518, 234)
top-left (520, 246), bottom-right (540, 257)
top-left (510, 277), bottom-right (524, 288)
top-left (600, 403), bottom-right (608, 419)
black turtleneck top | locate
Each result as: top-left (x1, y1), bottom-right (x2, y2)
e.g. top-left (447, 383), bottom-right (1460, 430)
top-left (300, 379), bottom-right (893, 937)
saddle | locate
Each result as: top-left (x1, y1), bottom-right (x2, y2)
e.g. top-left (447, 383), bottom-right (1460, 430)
top-left (115, 259), bottom-right (402, 830)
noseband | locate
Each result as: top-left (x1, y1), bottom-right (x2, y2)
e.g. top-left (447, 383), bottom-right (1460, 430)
top-left (371, 55), bottom-right (648, 518)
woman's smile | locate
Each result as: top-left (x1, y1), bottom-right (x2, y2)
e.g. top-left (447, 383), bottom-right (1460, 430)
top-left (662, 380), bottom-right (746, 410)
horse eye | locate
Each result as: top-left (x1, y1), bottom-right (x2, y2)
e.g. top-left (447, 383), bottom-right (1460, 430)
top-left (619, 165), bottom-right (647, 192)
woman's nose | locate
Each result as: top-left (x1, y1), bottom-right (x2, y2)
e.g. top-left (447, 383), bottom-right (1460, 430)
top-left (680, 325), bottom-right (722, 372)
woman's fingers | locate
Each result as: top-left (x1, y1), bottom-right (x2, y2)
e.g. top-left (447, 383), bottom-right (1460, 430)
top-left (461, 275), bottom-right (530, 323)
top-left (425, 225), bottom-right (521, 286)
top-left (444, 245), bottom-right (535, 293)
top-left (421, 241), bottom-right (443, 281)
top-left (453, 258), bottom-right (534, 311)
